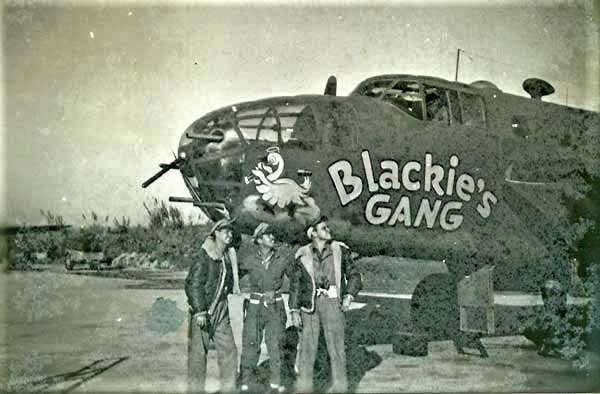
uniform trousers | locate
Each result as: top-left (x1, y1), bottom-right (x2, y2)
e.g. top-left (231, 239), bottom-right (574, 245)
top-left (187, 300), bottom-right (238, 393)
top-left (297, 296), bottom-right (347, 393)
top-left (240, 298), bottom-right (286, 387)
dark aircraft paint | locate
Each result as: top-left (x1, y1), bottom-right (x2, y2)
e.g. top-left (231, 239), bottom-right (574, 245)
top-left (328, 150), bottom-right (498, 229)
top-left (145, 74), bottom-right (599, 293)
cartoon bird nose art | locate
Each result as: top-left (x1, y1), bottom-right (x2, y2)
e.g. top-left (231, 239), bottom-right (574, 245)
top-left (242, 147), bottom-right (320, 225)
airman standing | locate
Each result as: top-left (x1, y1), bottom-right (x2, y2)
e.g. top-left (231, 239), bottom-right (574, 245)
top-left (185, 219), bottom-right (241, 393)
top-left (240, 223), bottom-right (293, 393)
top-left (289, 216), bottom-right (362, 393)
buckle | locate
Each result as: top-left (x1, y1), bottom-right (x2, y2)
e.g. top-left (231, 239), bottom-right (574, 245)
top-left (316, 288), bottom-right (329, 297)
top-left (316, 286), bottom-right (338, 298)
top-left (249, 292), bottom-right (282, 307)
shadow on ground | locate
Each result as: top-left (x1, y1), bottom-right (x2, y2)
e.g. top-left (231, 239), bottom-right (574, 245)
top-left (251, 326), bottom-right (383, 393)
top-left (8, 357), bottom-right (129, 393)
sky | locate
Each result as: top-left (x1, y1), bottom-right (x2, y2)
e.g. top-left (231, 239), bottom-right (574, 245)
top-left (2, 0), bottom-right (599, 227)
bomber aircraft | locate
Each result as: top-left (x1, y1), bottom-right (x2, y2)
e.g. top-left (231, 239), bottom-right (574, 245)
top-left (143, 74), bottom-right (598, 354)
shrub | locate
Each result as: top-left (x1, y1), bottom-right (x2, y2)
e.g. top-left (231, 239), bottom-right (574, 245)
top-left (65, 227), bottom-right (104, 253)
top-left (7, 229), bottom-right (68, 270)
top-left (40, 210), bottom-right (64, 226)
top-left (112, 216), bottom-right (131, 233)
top-left (144, 198), bottom-right (185, 229)
top-left (6, 202), bottom-right (211, 271)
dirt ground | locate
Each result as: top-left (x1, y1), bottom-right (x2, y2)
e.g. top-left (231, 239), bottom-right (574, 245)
top-left (1, 269), bottom-right (598, 393)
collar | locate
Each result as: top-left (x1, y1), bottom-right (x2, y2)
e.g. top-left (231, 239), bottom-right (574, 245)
top-left (311, 241), bottom-right (332, 258)
top-left (258, 246), bottom-right (281, 260)
top-left (202, 238), bottom-right (227, 260)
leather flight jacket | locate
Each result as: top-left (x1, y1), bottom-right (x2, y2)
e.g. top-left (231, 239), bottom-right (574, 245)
top-left (289, 241), bottom-right (362, 313)
top-left (185, 239), bottom-right (238, 318)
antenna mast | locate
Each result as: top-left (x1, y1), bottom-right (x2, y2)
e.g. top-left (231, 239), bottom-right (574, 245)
top-left (455, 48), bottom-right (462, 81)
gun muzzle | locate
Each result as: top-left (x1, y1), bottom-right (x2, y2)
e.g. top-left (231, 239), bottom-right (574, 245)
top-left (141, 158), bottom-right (181, 188)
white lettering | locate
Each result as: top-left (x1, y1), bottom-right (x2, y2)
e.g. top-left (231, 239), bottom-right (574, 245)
top-left (446, 155), bottom-right (459, 196)
top-left (413, 199), bottom-right (442, 228)
top-left (440, 201), bottom-right (463, 231)
top-left (365, 194), bottom-right (392, 225)
top-left (379, 160), bottom-right (400, 190)
top-left (477, 191), bottom-right (498, 218)
top-left (456, 174), bottom-right (475, 202)
top-left (361, 150), bottom-right (379, 192)
top-left (389, 196), bottom-right (412, 227)
top-left (402, 161), bottom-right (421, 191)
top-left (328, 160), bottom-right (363, 206)
top-left (326, 152), bottom-right (497, 231)
top-left (424, 153), bottom-right (445, 196)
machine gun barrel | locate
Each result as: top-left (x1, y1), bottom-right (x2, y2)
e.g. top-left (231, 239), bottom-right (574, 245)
top-left (185, 132), bottom-right (224, 142)
top-left (168, 197), bottom-right (226, 209)
top-left (141, 158), bottom-right (182, 189)
top-left (169, 196), bottom-right (195, 203)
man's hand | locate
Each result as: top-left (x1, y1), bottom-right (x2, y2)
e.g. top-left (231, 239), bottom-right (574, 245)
top-left (194, 313), bottom-right (207, 328)
top-left (290, 311), bottom-right (302, 329)
top-left (341, 295), bottom-right (353, 312)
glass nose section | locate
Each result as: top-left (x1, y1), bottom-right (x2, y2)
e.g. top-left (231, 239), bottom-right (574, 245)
top-left (177, 100), bottom-right (312, 220)
top-left (178, 113), bottom-right (245, 220)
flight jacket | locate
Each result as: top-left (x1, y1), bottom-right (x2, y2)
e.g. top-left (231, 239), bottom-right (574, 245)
top-left (240, 246), bottom-right (293, 295)
top-left (289, 241), bottom-right (362, 313)
top-left (184, 238), bottom-right (240, 318)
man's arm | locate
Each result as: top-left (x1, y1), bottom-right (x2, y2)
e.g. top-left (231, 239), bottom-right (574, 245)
top-left (279, 249), bottom-right (293, 293)
top-left (184, 253), bottom-right (208, 315)
top-left (287, 255), bottom-right (303, 312)
top-left (342, 246), bottom-right (362, 298)
top-left (236, 247), bottom-right (251, 278)
top-left (287, 256), bottom-right (303, 327)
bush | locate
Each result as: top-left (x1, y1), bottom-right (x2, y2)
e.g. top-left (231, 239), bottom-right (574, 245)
top-left (6, 202), bottom-right (211, 271)
top-left (40, 209), bottom-right (65, 226)
top-left (144, 198), bottom-right (185, 229)
top-left (65, 227), bottom-right (104, 253)
top-left (7, 230), bottom-right (68, 270)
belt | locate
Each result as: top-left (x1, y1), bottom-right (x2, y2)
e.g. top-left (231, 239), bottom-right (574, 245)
top-left (316, 286), bottom-right (338, 298)
top-left (248, 292), bottom-right (283, 307)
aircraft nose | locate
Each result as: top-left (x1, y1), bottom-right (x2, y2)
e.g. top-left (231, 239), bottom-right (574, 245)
top-left (178, 115), bottom-right (245, 221)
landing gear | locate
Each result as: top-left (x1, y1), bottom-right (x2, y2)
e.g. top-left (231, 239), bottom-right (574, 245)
top-left (393, 272), bottom-right (489, 358)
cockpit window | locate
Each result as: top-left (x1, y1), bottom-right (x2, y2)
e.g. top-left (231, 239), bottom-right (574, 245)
top-left (178, 112), bottom-right (244, 189)
top-left (424, 85), bottom-right (451, 125)
top-left (355, 79), bottom-right (395, 98)
top-left (460, 92), bottom-right (487, 128)
top-left (180, 114), bottom-right (243, 161)
top-left (381, 80), bottom-right (424, 120)
top-left (235, 104), bottom-right (307, 144)
top-left (351, 78), bottom-right (425, 120)
top-left (421, 84), bottom-right (487, 128)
